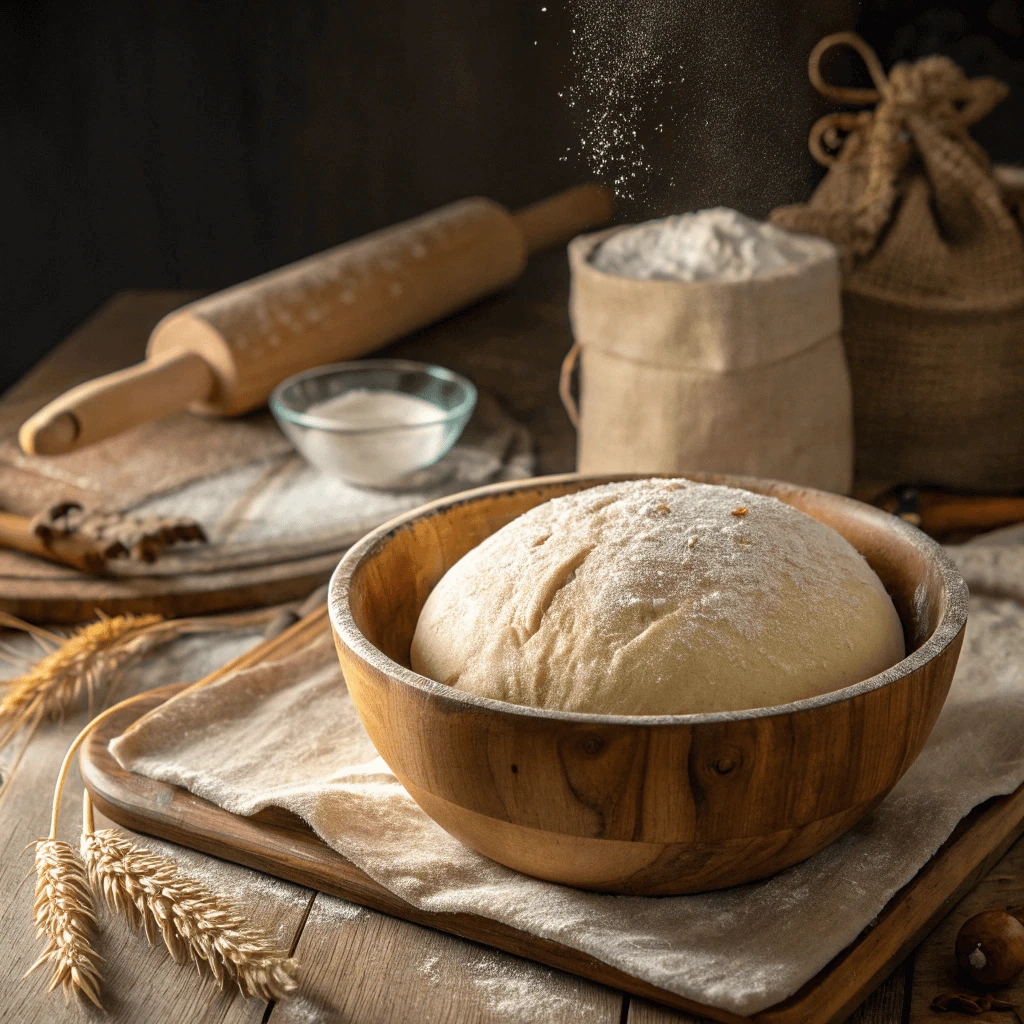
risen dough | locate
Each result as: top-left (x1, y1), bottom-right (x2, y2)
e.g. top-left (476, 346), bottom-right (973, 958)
top-left (410, 479), bottom-right (906, 716)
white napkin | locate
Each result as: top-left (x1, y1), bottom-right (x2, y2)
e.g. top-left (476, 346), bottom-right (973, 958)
top-left (111, 534), bottom-right (1024, 1016)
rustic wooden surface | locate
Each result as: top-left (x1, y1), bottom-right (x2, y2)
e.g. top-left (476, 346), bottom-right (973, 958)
top-left (23, 186), bottom-right (610, 455)
top-left (2, 283), bottom-right (1020, 1023)
top-left (0, 251), bottom-right (577, 621)
top-left (80, 610), bottom-right (1024, 1023)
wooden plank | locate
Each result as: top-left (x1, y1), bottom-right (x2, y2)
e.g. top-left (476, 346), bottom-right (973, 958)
top-left (79, 611), bottom-right (1024, 1024)
top-left (909, 833), bottom-right (1024, 1021)
top-left (268, 893), bottom-right (624, 1023)
top-left (629, 996), bottom-right (705, 1022)
top-left (847, 962), bottom-right (908, 1024)
top-left (0, 548), bottom-right (339, 625)
top-left (0, 630), bottom-right (313, 1024)
top-left (0, 260), bottom-right (577, 622)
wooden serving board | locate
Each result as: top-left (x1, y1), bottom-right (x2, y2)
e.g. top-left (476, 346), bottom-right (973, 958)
top-left (1, 258), bottom-right (572, 623)
top-left (80, 611), bottom-right (1024, 1024)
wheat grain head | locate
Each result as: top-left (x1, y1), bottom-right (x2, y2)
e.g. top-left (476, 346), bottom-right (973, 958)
top-left (81, 828), bottom-right (298, 1001)
top-left (28, 839), bottom-right (104, 1008)
top-left (1, 614), bottom-right (164, 728)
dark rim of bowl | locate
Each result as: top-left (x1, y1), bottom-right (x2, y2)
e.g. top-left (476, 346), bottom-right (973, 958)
top-left (328, 472), bottom-right (970, 726)
top-left (269, 359), bottom-right (478, 435)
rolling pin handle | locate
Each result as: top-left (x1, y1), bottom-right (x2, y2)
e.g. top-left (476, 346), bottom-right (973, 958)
top-left (18, 350), bottom-right (216, 456)
top-left (513, 183), bottom-right (615, 254)
top-left (27, 412), bottom-right (81, 455)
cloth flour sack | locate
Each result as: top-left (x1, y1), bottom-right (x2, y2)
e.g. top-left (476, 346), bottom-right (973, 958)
top-left (771, 34), bottom-right (1024, 491)
top-left (562, 209), bottom-right (853, 494)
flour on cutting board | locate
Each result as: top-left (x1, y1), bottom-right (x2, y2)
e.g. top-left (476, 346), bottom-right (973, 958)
top-left (100, 392), bottom-right (534, 577)
top-left (590, 207), bottom-right (828, 281)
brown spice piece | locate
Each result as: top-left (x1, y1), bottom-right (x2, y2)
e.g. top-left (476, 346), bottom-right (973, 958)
top-left (731, 507), bottom-right (749, 517)
top-left (956, 910), bottom-right (1024, 986)
top-left (931, 992), bottom-right (1022, 1020)
top-left (31, 502), bottom-right (207, 564)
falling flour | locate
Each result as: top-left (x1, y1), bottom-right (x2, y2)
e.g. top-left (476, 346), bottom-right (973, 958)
top-left (589, 207), bottom-right (827, 281)
top-left (299, 389), bottom-right (448, 487)
top-left (560, 0), bottom-right (684, 201)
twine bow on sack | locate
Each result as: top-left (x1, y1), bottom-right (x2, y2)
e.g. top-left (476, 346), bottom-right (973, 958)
top-left (803, 32), bottom-right (1008, 257)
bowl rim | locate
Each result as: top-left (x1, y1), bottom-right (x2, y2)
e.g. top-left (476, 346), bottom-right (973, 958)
top-left (269, 359), bottom-right (478, 435)
top-left (329, 472), bottom-right (970, 726)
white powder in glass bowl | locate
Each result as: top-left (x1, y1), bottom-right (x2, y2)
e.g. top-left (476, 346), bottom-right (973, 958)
top-left (298, 389), bottom-right (448, 486)
top-left (589, 207), bottom-right (828, 282)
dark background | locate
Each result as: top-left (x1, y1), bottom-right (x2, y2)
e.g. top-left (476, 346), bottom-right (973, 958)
top-left (2, 1), bottom-right (1022, 397)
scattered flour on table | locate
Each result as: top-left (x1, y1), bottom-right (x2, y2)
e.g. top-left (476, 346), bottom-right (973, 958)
top-left (590, 207), bottom-right (828, 281)
top-left (316, 895), bottom-right (369, 922)
top-left (416, 945), bottom-right (600, 1022)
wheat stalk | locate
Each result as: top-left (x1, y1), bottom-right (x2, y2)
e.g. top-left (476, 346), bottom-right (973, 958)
top-left (22, 606), bottom-right (297, 1008)
top-left (25, 703), bottom-right (117, 1007)
top-left (0, 608), bottom-right (279, 754)
top-left (28, 839), bottom-right (104, 1007)
top-left (0, 614), bottom-right (163, 742)
top-left (81, 794), bottom-right (297, 1001)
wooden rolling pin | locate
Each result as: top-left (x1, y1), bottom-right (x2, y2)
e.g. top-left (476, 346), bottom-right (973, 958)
top-left (20, 183), bottom-right (613, 455)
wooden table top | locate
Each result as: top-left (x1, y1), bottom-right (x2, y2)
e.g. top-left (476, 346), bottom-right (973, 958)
top-left (0, 257), bottom-right (1016, 1023)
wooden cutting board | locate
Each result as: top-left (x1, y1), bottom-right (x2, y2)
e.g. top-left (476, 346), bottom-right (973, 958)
top-left (79, 610), bottom-right (1024, 1024)
top-left (0, 252), bottom-right (573, 622)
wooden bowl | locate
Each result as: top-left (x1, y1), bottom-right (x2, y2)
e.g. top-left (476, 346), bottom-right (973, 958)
top-left (329, 473), bottom-right (968, 895)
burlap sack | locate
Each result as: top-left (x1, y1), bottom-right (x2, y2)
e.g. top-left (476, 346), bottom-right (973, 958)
top-left (560, 228), bottom-right (853, 494)
top-left (772, 32), bottom-right (1024, 492)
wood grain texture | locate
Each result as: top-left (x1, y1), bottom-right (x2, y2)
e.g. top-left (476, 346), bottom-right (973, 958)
top-left (909, 828), bottom-right (1024, 1021)
top-left (0, 549), bottom-right (340, 625)
top-left (330, 472), bottom-right (968, 895)
top-left (0, 249), bottom-right (579, 621)
top-left (23, 185), bottom-right (609, 451)
top-left (848, 962), bottom-right (909, 1024)
top-left (267, 894), bottom-right (624, 1024)
top-left (0, 639), bottom-right (313, 1023)
top-left (82, 609), bottom-right (1024, 1024)
top-left (629, 997), bottom-right (705, 1023)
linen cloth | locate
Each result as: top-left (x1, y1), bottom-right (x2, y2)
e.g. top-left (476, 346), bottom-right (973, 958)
top-left (111, 532), bottom-right (1024, 1016)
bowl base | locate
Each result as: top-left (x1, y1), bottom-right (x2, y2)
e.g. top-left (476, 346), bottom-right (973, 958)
top-left (406, 778), bottom-right (880, 895)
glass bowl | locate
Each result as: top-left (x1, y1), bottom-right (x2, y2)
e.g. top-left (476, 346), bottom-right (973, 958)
top-left (269, 360), bottom-right (477, 488)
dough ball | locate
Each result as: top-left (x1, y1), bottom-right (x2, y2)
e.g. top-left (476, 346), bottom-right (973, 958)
top-left (410, 479), bottom-right (906, 716)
